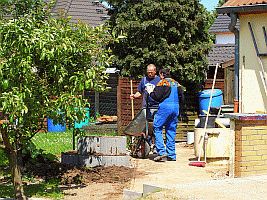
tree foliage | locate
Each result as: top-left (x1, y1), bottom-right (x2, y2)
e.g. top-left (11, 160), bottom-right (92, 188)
top-left (0, 0), bottom-right (113, 198)
top-left (218, 0), bottom-right (225, 7)
top-left (107, 0), bottom-right (213, 84)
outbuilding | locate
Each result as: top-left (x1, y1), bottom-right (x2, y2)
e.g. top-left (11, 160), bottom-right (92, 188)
top-left (217, 0), bottom-right (267, 177)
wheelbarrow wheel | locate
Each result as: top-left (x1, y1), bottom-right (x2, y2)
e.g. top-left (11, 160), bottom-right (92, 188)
top-left (131, 136), bottom-right (150, 158)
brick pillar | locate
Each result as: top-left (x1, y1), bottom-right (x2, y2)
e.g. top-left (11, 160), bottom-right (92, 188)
top-left (235, 120), bottom-right (267, 177)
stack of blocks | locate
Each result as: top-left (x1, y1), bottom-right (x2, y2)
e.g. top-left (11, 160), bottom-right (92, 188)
top-left (62, 136), bottom-right (131, 167)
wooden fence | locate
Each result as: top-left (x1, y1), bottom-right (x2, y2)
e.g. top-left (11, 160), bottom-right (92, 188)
top-left (204, 79), bottom-right (224, 91)
top-left (117, 77), bottom-right (142, 134)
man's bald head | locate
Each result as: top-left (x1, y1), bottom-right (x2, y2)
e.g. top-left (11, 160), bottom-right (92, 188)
top-left (147, 64), bottom-right (157, 79)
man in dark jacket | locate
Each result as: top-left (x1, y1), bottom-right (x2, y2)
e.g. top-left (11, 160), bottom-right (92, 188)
top-left (130, 64), bottom-right (160, 113)
top-left (129, 64), bottom-right (161, 154)
top-left (147, 68), bottom-right (184, 161)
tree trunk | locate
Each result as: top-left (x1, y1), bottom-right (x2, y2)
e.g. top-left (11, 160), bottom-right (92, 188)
top-left (1, 128), bottom-right (27, 200)
top-left (9, 150), bottom-right (27, 200)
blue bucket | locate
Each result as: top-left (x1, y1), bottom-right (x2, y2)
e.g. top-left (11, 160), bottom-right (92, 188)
top-left (198, 89), bottom-right (223, 115)
top-left (47, 117), bottom-right (66, 132)
top-left (74, 107), bottom-right (90, 129)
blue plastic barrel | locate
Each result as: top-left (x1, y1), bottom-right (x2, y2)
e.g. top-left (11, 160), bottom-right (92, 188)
top-left (74, 107), bottom-right (90, 129)
top-left (198, 89), bottom-right (223, 115)
top-left (47, 118), bottom-right (66, 132)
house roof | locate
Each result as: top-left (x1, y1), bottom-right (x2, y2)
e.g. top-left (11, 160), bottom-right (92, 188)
top-left (223, 0), bottom-right (267, 7)
top-left (208, 44), bottom-right (235, 66)
top-left (218, 0), bottom-right (267, 13)
top-left (52, 0), bottom-right (109, 27)
top-left (209, 14), bottom-right (239, 33)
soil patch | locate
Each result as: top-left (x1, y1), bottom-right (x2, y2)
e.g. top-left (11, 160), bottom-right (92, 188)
top-left (18, 155), bottom-right (136, 200)
top-left (23, 155), bottom-right (135, 185)
top-left (61, 166), bottom-right (137, 200)
top-left (61, 166), bottom-right (134, 185)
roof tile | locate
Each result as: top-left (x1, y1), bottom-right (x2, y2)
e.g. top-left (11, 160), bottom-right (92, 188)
top-left (223, 0), bottom-right (267, 7)
top-left (52, 0), bottom-right (109, 27)
top-left (208, 44), bottom-right (235, 66)
top-left (209, 14), bottom-right (240, 33)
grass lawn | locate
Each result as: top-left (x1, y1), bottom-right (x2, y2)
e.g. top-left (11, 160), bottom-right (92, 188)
top-left (32, 129), bottom-right (74, 156)
top-left (0, 130), bottom-right (75, 199)
top-left (0, 179), bottom-right (63, 199)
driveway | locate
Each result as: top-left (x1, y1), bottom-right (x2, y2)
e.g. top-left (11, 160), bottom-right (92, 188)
top-left (128, 143), bottom-right (267, 200)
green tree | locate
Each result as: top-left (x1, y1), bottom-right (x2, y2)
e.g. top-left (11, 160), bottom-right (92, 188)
top-left (107, 0), bottom-right (213, 84)
top-left (218, 0), bottom-right (225, 7)
top-left (210, 0), bottom-right (225, 17)
top-left (0, 1), bottom-right (113, 199)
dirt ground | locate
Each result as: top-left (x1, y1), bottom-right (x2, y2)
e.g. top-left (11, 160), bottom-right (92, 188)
top-left (60, 142), bottom-right (229, 200)
top-left (61, 166), bottom-right (136, 200)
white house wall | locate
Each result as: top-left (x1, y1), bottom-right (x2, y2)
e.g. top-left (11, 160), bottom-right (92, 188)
top-left (216, 33), bottom-right (235, 44)
top-left (239, 13), bottom-right (267, 113)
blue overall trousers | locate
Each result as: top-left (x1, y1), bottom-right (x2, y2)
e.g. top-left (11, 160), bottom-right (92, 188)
top-left (153, 78), bottom-right (179, 160)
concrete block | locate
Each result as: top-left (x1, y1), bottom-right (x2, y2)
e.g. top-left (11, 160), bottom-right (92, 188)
top-left (122, 189), bottom-right (142, 200)
top-left (143, 184), bottom-right (162, 195)
top-left (62, 153), bottom-right (132, 168)
top-left (61, 152), bottom-right (79, 166)
top-left (102, 155), bottom-right (131, 167)
top-left (77, 136), bottom-right (127, 155)
top-left (100, 136), bottom-right (127, 155)
top-left (79, 155), bottom-right (103, 167)
top-left (77, 136), bottom-right (100, 155)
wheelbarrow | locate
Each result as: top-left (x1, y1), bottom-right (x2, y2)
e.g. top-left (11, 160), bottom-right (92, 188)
top-left (123, 107), bottom-right (157, 158)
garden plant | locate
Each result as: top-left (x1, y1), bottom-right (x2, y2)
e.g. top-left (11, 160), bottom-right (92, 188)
top-left (0, 0), bottom-right (114, 199)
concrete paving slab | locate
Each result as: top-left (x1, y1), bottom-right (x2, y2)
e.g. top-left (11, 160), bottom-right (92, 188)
top-left (142, 184), bottom-right (162, 195)
top-left (122, 189), bottom-right (142, 200)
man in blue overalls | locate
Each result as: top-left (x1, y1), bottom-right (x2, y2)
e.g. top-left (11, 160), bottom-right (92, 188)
top-left (147, 68), bottom-right (182, 161)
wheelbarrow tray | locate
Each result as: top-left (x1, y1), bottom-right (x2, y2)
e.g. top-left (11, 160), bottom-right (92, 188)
top-left (123, 108), bottom-right (147, 136)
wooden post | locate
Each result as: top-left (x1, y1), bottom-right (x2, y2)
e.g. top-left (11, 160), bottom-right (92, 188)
top-left (95, 91), bottom-right (99, 116)
top-left (130, 79), bottom-right (134, 119)
top-left (117, 78), bottom-right (122, 135)
top-left (229, 120), bottom-right (235, 178)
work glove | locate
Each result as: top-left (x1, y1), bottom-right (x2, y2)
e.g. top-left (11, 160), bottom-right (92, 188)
top-left (145, 83), bottom-right (155, 94)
